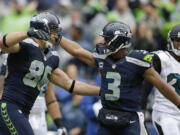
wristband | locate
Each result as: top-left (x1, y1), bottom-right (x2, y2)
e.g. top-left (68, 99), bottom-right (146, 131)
top-left (3, 35), bottom-right (9, 48)
top-left (54, 118), bottom-right (64, 128)
top-left (69, 80), bottom-right (75, 93)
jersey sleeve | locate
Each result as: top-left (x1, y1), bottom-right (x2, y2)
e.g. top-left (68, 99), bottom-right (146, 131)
top-left (152, 53), bottom-right (161, 73)
top-left (50, 50), bottom-right (60, 70)
top-left (128, 50), bottom-right (153, 74)
top-left (19, 38), bottom-right (39, 54)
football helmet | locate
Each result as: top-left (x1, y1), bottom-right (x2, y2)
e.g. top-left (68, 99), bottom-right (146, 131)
top-left (100, 21), bottom-right (132, 56)
top-left (30, 12), bottom-right (61, 34)
top-left (167, 24), bottom-right (180, 56)
top-left (30, 12), bottom-right (62, 48)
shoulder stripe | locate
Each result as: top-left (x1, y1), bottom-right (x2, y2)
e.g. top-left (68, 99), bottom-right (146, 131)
top-left (23, 38), bottom-right (39, 47)
top-left (126, 56), bottom-right (150, 67)
top-left (93, 52), bottom-right (107, 59)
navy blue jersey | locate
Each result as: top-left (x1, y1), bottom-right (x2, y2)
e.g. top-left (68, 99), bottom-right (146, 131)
top-left (2, 38), bottom-right (59, 114)
top-left (93, 48), bottom-right (152, 112)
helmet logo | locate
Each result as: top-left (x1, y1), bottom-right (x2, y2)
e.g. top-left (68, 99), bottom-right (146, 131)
top-left (114, 30), bottom-right (121, 35)
top-left (42, 18), bottom-right (50, 33)
top-left (42, 18), bottom-right (48, 25)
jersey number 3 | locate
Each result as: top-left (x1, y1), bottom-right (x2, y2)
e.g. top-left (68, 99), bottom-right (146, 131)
top-left (105, 72), bottom-right (121, 101)
top-left (23, 60), bottom-right (52, 91)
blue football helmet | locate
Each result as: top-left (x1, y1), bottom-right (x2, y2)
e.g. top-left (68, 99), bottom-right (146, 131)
top-left (168, 24), bottom-right (180, 56)
top-left (100, 21), bottom-right (132, 55)
top-left (30, 12), bottom-right (62, 34)
top-left (30, 12), bottom-right (62, 48)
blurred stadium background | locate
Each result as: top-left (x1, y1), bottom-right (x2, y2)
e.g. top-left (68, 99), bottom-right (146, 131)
top-left (1, 0), bottom-right (180, 134)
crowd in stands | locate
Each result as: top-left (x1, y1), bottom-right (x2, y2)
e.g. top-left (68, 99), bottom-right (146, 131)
top-left (1, 0), bottom-right (180, 135)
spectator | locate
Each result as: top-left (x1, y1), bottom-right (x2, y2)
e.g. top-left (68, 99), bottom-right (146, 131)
top-left (107, 0), bottom-right (136, 34)
top-left (80, 74), bottom-right (102, 135)
top-left (132, 21), bottom-right (158, 52)
top-left (0, 0), bottom-right (37, 34)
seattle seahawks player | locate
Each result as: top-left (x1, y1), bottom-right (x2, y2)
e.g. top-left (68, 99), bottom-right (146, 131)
top-left (0, 12), bottom-right (100, 135)
top-left (142, 24), bottom-right (180, 135)
top-left (58, 21), bottom-right (180, 135)
top-left (0, 52), bottom-right (67, 135)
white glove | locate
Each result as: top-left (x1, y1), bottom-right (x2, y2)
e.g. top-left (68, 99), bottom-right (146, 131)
top-left (92, 99), bottom-right (102, 117)
top-left (57, 127), bottom-right (68, 135)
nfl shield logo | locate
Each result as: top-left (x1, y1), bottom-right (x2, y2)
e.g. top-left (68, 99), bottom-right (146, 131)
top-left (112, 64), bottom-right (116, 69)
top-left (99, 62), bottom-right (104, 69)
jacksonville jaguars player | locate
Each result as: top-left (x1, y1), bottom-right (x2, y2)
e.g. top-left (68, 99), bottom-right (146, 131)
top-left (142, 24), bottom-right (180, 135)
top-left (58, 21), bottom-right (180, 135)
top-left (0, 12), bottom-right (100, 135)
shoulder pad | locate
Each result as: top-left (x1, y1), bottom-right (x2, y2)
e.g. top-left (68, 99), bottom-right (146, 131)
top-left (22, 38), bottom-right (39, 47)
top-left (152, 50), bottom-right (171, 68)
top-left (130, 50), bottom-right (152, 63)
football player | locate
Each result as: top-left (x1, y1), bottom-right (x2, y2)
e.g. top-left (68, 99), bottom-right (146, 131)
top-left (58, 21), bottom-right (180, 135)
top-left (0, 12), bottom-right (100, 135)
top-left (0, 53), bottom-right (67, 135)
top-left (142, 24), bottom-right (180, 135)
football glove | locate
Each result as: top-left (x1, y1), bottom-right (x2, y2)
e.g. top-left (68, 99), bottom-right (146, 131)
top-left (27, 28), bottom-right (50, 41)
top-left (57, 127), bottom-right (68, 135)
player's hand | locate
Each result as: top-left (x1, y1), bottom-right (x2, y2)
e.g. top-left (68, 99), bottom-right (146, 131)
top-left (57, 127), bottom-right (68, 135)
top-left (27, 28), bottom-right (50, 41)
top-left (56, 32), bottom-right (62, 44)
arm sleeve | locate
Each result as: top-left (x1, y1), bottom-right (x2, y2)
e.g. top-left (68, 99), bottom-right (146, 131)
top-left (141, 53), bottom-right (161, 109)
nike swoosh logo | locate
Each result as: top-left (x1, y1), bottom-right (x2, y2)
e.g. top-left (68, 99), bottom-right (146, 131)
top-left (129, 120), bottom-right (136, 124)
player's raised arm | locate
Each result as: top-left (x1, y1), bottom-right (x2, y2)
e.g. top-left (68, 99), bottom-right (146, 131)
top-left (59, 36), bottom-right (96, 67)
top-left (144, 67), bottom-right (180, 107)
top-left (0, 29), bottom-right (50, 53)
top-left (0, 31), bottom-right (28, 53)
top-left (50, 68), bottom-right (100, 96)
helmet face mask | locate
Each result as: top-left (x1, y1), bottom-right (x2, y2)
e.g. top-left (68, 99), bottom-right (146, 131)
top-left (100, 21), bottom-right (132, 56)
top-left (167, 24), bottom-right (180, 56)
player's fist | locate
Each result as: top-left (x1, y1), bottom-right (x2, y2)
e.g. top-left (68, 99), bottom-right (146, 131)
top-left (27, 28), bottom-right (50, 41)
top-left (57, 127), bottom-right (68, 135)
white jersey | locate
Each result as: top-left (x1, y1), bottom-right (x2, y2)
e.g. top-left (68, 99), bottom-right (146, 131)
top-left (0, 50), bottom-right (8, 68)
top-left (29, 95), bottom-right (47, 135)
top-left (153, 51), bottom-right (180, 118)
top-left (30, 95), bottom-right (46, 114)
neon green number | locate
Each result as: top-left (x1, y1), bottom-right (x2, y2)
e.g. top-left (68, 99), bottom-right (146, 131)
top-left (23, 60), bottom-right (44, 88)
top-left (105, 72), bottom-right (121, 101)
top-left (37, 66), bottom-right (52, 91)
top-left (23, 60), bottom-right (52, 91)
